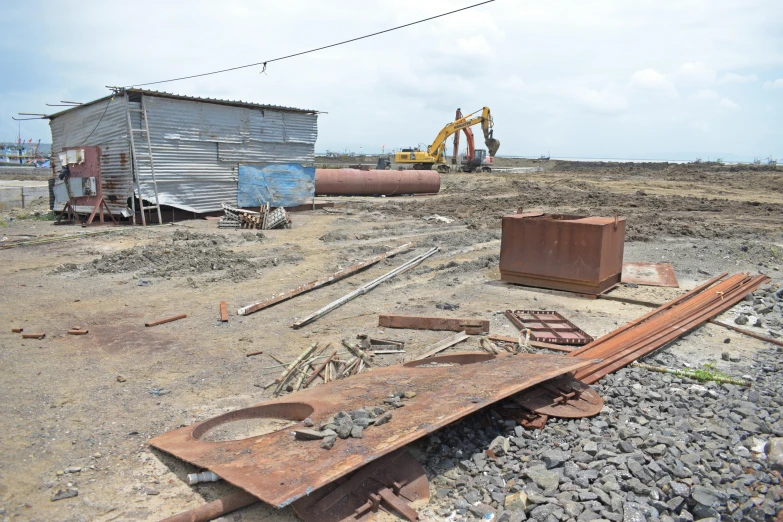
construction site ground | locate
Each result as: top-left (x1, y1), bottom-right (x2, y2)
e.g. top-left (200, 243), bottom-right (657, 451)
top-left (0, 160), bottom-right (781, 521)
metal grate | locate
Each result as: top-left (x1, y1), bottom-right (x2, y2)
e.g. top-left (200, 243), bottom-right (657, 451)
top-left (505, 310), bottom-right (594, 345)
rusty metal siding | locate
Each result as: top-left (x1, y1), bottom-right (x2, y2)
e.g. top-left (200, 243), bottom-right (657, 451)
top-left (141, 95), bottom-right (318, 213)
top-left (49, 97), bottom-right (133, 214)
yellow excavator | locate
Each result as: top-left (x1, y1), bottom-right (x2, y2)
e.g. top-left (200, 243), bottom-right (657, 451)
top-left (394, 107), bottom-right (499, 173)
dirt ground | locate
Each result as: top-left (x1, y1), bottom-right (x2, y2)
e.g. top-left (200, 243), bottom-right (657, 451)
top-left (0, 160), bottom-right (781, 521)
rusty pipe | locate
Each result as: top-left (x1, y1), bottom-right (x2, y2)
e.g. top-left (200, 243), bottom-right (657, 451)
top-left (315, 169), bottom-right (440, 196)
top-left (159, 490), bottom-right (258, 522)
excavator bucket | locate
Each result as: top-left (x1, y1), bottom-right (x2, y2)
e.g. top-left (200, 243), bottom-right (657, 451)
top-left (486, 137), bottom-right (500, 157)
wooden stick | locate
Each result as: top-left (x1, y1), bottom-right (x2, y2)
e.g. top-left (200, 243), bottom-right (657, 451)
top-left (245, 350), bottom-right (264, 357)
top-left (238, 243), bottom-right (415, 315)
top-left (273, 343), bottom-right (319, 395)
top-left (304, 349), bottom-right (338, 388)
top-left (342, 340), bottom-right (373, 366)
top-left (416, 331), bottom-right (469, 360)
top-left (145, 313), bottom-right (187, 327)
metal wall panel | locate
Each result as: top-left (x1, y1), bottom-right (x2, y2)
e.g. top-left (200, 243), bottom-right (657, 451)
top-left (237, 163), bottom-right (315, 208)
top-left (49, 97), bottom-right (133, 214)
top-left (142, 95), bottom-right (318, 213)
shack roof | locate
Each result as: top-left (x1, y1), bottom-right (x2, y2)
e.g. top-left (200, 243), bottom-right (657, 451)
top-left (46, 88), bottom-right (319, 119)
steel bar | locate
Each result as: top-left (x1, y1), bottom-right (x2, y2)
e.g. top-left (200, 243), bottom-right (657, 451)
top-left (238, 243), bottom-right (414, 316)
top-left (570, 273), bottom-right (728, 357)
top-left (22, 333), bottom-right (45, 339)
top-left (378, 314), bottom-right (489, 334)
top-left (505, 310), bottom-right (593, 345)
top-left (67, 329), bottom-right (89, 335)
top-left (145, 314), bottom-right (187, 327)
top-left (220, 301), bottom-right (229, 322)
top-left (303, 349), bottom-right (338, 388)
top-left (11, 328), bottom-right (23, 333)
top-left (245, 350), bottom-right (264, 357)
top-left (709, 320), bottom-right (783, 348)
top-left (159, 490), bottom-right (259, 522)
top-left (293, 247), bottom-right (439, 328)
top-left (572, 273), bottom-right (769, 383)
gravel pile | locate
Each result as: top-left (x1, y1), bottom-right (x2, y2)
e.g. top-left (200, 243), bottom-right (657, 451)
top-left (420, 348), bottom-right (783, 521)
top-left (733, 284), bottom-right (783, 339)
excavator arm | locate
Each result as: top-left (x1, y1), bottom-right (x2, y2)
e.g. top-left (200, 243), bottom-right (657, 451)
top-left (427, 107), bottom-right (499, 163)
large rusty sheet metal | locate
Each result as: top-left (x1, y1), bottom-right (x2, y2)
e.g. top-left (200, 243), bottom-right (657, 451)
top-left (621, 262), bottom-right (679, 288)
top-left (500, 213), bottom-right (625, 295)
top-left (150, 353), bottom-right (594, 508)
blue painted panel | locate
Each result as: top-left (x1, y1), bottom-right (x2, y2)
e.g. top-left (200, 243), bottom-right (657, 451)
top-left (237, 163), bottom-right (315, 208)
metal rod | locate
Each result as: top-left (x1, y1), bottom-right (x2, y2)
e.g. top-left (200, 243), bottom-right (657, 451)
top-left (145, 314), bottom-right (187, 327)
top-left (293, 247), bottom-right (439, 328)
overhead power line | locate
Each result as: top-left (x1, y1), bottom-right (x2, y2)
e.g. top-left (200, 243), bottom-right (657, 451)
top-left (124, 0), bottom-right (497, 88)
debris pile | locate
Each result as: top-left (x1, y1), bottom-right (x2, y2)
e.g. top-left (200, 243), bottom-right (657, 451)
top-left (294, 400), bottom-right (407, 450)
top-left (220, 202), bottom-right (290, 230)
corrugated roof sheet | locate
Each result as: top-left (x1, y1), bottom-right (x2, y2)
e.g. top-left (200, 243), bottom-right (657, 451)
top-left (46, 88), bottom-right (318, 119)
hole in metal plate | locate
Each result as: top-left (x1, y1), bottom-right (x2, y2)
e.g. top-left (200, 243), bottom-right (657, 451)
top-left (193, 402), bottom-right (314, 442)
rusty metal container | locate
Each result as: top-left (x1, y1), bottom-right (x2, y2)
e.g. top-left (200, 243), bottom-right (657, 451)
top-left (314, 169), bottom-right (440, 196)
top-left (500, 212), bottom-right (626, 295)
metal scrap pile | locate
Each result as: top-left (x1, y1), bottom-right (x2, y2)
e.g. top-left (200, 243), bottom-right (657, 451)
top-left (219, 202), bottom-right (290, 230)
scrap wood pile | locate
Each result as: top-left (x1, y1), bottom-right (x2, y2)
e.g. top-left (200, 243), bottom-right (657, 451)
top-left (220, 202), bottom-right (290, 230)
top-left (267, 340), bottom-right (376, 395)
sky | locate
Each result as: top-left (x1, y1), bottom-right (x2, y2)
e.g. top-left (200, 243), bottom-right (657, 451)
top-left (1, 0), bottom-right (782, 161)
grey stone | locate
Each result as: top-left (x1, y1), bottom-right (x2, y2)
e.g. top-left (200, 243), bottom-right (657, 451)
top-left (490, 436), bottom-right (511, 456)
top-left (530, 504), bottom-right (563, 521)
top-left (468, 503), bottom-right (496, 519)
top-left (766, 437), bottom-right (783, 471)
top-left (690, 485), bottom-right (725, 507)
top-left (464, 490), bottom-right (481, 504)
top-left (302, 417), bottom-right (314, 427)
top-left (734, 314), bottom-right (749, 325)
top-left (320, 435), bottom-right (336, 449)
top-left (350, 425), bottom-right (364, 439)
top-left (622, 504), bottom-right (646, 522)
top-left (51, 488), bottom-right (78, 501)
top-left (374, 411), bottom-right (392, 426)
top-left (526, 466), bottom-right (560, 491)
top-left (336, 422), bottom-right (352, 439)
top-left (542, 449), bottom-right (571, 468)
top-left (584, 441), bottom-right (599, 456)
top-left (504, 491), bottom-right (528, 511)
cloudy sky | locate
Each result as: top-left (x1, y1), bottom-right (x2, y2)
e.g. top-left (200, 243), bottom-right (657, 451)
top-left (2, 0), bottom-right (781, 160)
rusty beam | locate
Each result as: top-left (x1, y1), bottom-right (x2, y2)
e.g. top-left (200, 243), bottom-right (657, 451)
top-left (22, 333), bottom-right (45, 339)
top-left (11, 328), bottom-right (23, 333)
top-left (145, 314), bottom-right (187, 327)
top-left (238, 243), bottom-right (414, 316)
top-left (220, 301), bottom-right (229, 322)
top-left (379, 315), bottom-right (489, 334)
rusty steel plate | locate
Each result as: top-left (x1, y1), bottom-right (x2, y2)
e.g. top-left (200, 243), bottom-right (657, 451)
top-left (505, 310), bottom-right (593, 345)
top-left (512, 373), bottom-right (603, 418)
top-left (150, 353), bottom-right (594, 508)
top-left (292, 449), bottom-right (429, 522)
top-left (621, 262), bottom-right (679, 288)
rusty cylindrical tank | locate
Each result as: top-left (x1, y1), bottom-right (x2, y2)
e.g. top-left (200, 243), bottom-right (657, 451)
top-left (314, 169), bottom-right (440, 196)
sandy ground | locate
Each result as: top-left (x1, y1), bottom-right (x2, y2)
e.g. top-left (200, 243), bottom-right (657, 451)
top-left (0, 160), bottom-right (781, 521)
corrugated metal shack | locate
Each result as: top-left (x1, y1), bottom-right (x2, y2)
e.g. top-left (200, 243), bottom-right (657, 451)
top-left (47, 89), bottom-right (319, 219)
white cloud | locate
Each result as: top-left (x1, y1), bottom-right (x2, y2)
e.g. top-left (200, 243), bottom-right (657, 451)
top-left (763, 79), bottom-right (783, 89)
top-left (499, 75), bottom-right (526, 90)
top-left (572, 85), bottom-right (629, 115)
top-left (718, 72), bottom-right (758, 84)
top-left (693, 89), bottom-right (720, 101)
top-left (628, 69), bottom-right (677, 94)
top-left (676, 61), bottom-right (717, 84)
top-left (719, 98), bottom-right (739, 109)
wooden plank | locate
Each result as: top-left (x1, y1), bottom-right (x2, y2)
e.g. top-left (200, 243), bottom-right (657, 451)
top-left (378, 315), bottom-right (489, 334)
top-left (415, 331), bottom-right (470, 360)
top-left (220, 301), bottom-right (229, 322)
